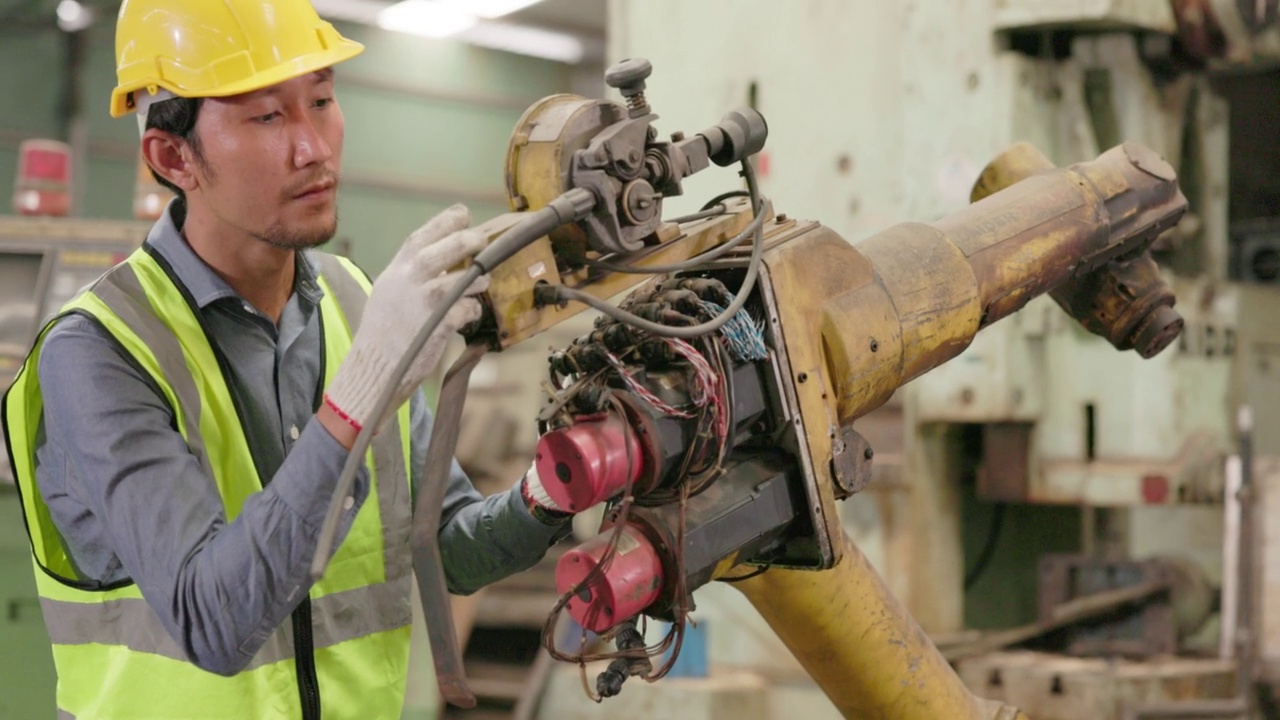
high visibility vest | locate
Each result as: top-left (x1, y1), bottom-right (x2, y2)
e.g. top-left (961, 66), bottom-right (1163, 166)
top-left (4, 245), bottom-right (416, 719)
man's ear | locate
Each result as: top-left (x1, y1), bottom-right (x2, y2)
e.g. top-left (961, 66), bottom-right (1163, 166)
top-left (140, 129), bottom-right (199, 193)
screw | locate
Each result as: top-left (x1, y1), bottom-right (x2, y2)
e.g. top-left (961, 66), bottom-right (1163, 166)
top-left (797, 372), bottom-right (808, 383)
top-left (864, 447), bottom-right (874, 460)
top-left (870, 338), bottom-right (879, 352)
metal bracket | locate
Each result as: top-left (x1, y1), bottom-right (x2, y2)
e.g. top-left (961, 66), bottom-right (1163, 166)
top-left (831, 425), bottom-right (874, 500)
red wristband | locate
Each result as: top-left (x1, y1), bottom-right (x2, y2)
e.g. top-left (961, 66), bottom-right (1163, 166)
top-left (324, 393), bottom-right (363, 433)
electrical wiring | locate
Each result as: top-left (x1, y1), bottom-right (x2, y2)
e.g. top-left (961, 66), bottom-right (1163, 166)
top-left (666, 204), bottom-right (731, 224)
top-left (546, 161), bottom-right (767, 340)
top-left (537, 316), bottom-right (737, 690)
top-left (537, 394), bottom-right (690, 689)
top-left (699, 189), bottom-right (751, 211)
top-left (582, 165), bottom-right (764, 275)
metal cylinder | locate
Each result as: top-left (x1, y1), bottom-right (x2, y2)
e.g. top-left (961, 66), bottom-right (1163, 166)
top-left (535, 412), bottom-right (645, 513)
top-left (732, 531), bottom-right (1020, 719)
top-left (772, 141), bottom-right (1188, 426)
top-left (557, 524), bottom-right (665, 633)
top-left (966, 141), bottom-right (1185, 356)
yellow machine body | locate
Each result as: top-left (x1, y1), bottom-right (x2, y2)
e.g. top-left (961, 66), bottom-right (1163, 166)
top-left (460, 90), bottom-right (1189, 719)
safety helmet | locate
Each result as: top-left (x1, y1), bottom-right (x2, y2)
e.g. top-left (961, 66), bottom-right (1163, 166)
top-left (110, 0), bottom-right (364, 118)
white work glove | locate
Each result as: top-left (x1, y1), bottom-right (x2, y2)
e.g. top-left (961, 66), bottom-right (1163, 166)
top-left (325, 204), bottom-right (490, 433)
top-left (519, 461), bottom-right (574, 525)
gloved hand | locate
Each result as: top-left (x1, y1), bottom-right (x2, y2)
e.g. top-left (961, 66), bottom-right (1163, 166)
top-left (520, 461), bottom-right (574, 525)
top-left (325, 204), bottom-right (490, 433)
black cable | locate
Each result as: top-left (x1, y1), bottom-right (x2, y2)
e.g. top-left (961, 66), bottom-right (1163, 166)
top-left (963, 503), bottom-right (1007, 590)
top-left (547, 162), bottom-right (766, 339)
top-left (718, 565), bottom-right (768, 583)
top-left (700, 189), bottom-right (750, 211)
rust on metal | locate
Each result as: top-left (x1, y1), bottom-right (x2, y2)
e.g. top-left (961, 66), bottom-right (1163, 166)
top-left (830, 425), bottom-right (874, 499)
top-left (967, 141), bottom-right (1188, 356)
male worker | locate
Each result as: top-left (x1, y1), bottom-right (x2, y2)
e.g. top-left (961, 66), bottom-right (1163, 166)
top-left (3, 1), bottom-right (574, 717)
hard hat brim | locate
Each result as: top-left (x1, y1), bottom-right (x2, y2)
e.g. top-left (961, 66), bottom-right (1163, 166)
top-left (110, 39), bottom-right (364, 118)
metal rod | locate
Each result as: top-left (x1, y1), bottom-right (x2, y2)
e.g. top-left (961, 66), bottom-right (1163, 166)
top-left (1235, 405), bottom-right (1257, 711)
top-left (1221, 453), bottom-right (1243, 659)
top-left (944, 579), bottom-right (1169, 662)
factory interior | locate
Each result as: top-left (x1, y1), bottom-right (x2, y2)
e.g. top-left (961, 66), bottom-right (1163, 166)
top-left (3, 1), bottom-right (1280, 719)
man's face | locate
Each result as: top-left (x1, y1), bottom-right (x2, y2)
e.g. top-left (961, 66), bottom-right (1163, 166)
top-left (187, 69), bottom-right (344, 250)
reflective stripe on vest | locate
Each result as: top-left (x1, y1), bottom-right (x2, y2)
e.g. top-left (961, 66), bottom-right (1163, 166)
top-left (4, 248), bottom-right (417, 719)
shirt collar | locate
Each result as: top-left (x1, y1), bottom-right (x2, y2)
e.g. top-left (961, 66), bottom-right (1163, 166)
top-left (144, 200), bottom-right (325, 311)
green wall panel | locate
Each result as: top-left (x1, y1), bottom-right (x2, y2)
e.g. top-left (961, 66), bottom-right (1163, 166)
top-left (0, 33), bottom-right (62, 135)
top-left (335, 186), bottom-right (509, 274)
top-left (962, 487), bottom-right (1082, 629)
top-left (0, 147), bottom-right (16, 213)
top-left (81, 156), bottom-right (137, 221)
top-left (0, 490), bottom-right (57, 719)
top-left (339, 85), bottom-right (520, 193)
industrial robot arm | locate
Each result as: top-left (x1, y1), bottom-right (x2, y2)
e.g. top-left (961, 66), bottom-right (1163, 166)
top-left (319, 56), bottom-right (1187, 718)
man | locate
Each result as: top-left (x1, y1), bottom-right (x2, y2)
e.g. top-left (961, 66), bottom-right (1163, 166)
top-left (3, 1), bottom-right (573, 717)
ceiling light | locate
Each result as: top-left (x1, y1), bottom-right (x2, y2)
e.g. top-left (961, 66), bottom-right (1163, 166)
top-left (377, 0), bottom-right (477, 39)
top-left (458, 21), bottom-right (585, 63)
top-left (310, 0), bottom-right (388, 25)
top-left (56, 0), bottom-right (93, 32)
top-left (436, 0), bottom-right (544, 20)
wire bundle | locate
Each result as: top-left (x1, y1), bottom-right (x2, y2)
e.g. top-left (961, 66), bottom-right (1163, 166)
top-left (603, 348), bottom-right (695, 419)
top-left (698, 297), bottom-right (768, 362)
top-left (539, 334), bottom-right (732, 699)
top-left (537, 160), bottom-right (769, 700)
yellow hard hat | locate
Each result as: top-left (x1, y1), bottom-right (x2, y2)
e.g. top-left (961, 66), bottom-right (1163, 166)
top-left (110, 0), bottom-right (364, 118)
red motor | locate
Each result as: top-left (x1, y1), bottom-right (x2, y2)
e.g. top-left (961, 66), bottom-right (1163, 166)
top-left (555, 523), bottom-right (665, 633)
top-left (535, 412), bottom-right (644, 513)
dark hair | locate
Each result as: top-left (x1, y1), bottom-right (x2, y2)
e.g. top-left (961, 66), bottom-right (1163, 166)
top-left (143, 96), bottom-right (205, 203)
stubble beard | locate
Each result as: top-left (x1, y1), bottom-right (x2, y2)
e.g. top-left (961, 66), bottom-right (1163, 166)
top-left (255, 170), bottom-right (342, 251)
top-left (254, 211), bottom-right (339, 251)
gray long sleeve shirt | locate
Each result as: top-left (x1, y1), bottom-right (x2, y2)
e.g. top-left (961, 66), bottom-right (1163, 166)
top-left (33, 204), bottom-right (564, 676)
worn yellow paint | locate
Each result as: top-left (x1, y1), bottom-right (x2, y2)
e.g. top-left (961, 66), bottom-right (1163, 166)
top-left (485, 123), bottom-right (1190, 716)
top-left (732, 531), bottom-right (1024, 719)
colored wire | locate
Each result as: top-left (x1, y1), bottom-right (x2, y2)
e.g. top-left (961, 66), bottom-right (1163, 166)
top-left (550, 161), bottom-right (766, 335)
